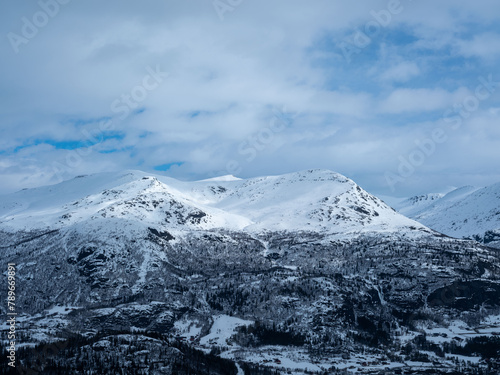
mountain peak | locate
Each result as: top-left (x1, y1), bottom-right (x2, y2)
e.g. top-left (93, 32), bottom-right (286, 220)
top-left (0, 169), bottom-right (430, 237)
top-left (199, 175), bottom-right (242, 182)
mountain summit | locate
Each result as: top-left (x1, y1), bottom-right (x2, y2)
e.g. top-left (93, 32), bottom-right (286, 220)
top-left (0, 169), bottom-right (431, 237)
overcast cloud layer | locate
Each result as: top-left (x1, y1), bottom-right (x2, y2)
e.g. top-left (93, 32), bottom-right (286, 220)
top-left (1, 0), bottom-right (500, 197)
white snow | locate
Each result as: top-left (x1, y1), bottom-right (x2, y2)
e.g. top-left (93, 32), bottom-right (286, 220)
top-left (45, 305), bottom-right (78, 315)
top-left (391, 183), bottom-right (500, 240)
top-left (0, 169), bottom-right (434, 241)
top-left (174, 319), bottom-right (203, 339)
top-left (199, 315), bottom-right (253, 347)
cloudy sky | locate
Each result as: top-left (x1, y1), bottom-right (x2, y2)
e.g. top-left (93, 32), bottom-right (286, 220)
top-left (1, 0), bottom-right (500, 197)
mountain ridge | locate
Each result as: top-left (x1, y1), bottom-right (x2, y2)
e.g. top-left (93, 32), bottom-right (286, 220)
top-left (393, 182), bottom-right (500, 247)
top-left (0, 169), bottom-right (433, 238)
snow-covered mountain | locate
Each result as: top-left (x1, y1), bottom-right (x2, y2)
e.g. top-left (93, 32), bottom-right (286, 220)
top-left (1, 170), bottom-right (499, 374)
top-left (0, 169), bottom-right (432, 237)
top-left (392, 192), bottom-right (446, 218)
top-left (392, 184), bottom-right (500, 247)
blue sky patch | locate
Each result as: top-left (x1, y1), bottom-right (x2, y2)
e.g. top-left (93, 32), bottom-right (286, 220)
top-left (154, 162), bottom-right (185, 171)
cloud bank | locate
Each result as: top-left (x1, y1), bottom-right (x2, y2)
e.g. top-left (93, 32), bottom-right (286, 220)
top-left (1, 0), bottom-right (500, 197)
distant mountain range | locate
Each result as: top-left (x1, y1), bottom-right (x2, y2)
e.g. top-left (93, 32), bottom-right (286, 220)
top-left (392, 183), bottom-right (500, 248)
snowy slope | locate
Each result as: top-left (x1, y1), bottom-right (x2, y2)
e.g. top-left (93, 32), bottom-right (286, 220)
top-left (412, 183), bottom-right (500, 240)
top-left (204, 170), bottom-right (430, 234)
top-left (393, 186), bottom-right (479, 218)
top-left (390, 184), bottom-right (500, 245)
top-left (0, 169), bottom-right (431, 238)
top-left (393, 193), bottom-right (446, 218)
